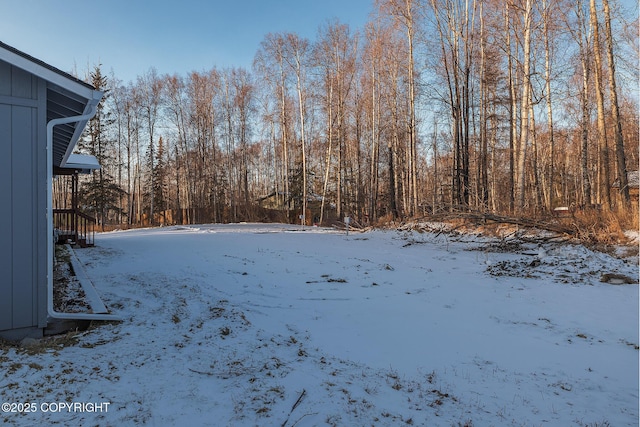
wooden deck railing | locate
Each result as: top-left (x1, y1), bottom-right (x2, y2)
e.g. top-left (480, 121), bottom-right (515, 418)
top-left (53, 209), bottom-right (96, 247)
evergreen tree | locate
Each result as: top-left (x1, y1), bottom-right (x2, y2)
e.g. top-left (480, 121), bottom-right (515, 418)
top-left (152, 136), bottom-right (168, 223)
top-left (287, 164), bottom-right (315, 212)
top-left (78, 65), bottom-right (125, 229)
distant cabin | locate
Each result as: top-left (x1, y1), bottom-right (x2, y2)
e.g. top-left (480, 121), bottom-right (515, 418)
top-left (0, 41), bottom-right (102, 340)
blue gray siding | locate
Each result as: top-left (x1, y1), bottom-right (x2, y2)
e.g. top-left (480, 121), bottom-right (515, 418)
top-left (0, 59), bottom-right (48, 338)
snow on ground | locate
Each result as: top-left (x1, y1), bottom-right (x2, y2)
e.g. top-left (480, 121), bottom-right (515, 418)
top-left (1, 223), bottom-right (638, 426)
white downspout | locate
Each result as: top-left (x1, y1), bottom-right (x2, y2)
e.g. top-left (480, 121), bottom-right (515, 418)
top-left (47, 102), bottom-right (122, 321)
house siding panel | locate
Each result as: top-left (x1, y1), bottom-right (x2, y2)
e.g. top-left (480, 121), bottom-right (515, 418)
top-left (10, 105), bottom-right (36, 329)
top-left (0, 62), bottom-right (43, 335)
top-left (0, 61), bottom-right (10, 96)
top-left (0, 104), bottom-right (12, 330)
top-left (11, 65), bottom-right (35, 99)
top-left (0, 45), bottom-right (98, 339)
top-left (36, 78), bottom-right (47, 328)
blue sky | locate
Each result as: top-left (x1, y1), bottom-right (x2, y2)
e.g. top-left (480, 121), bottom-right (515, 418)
top-left (2, 0), bottom-right (636, 86)
top-left (1, 0), bottom-right (374, 83)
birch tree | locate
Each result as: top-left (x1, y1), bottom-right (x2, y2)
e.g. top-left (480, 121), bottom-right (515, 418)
top-left (378, 0), bottom-right (421, 215)
top-left (429, 0), bottom-right (477, 209)
top-left (282, 33), bottom-right (311, 224)
top-left (516, 0), bottom-right (533, 213)
top-left (315, 20), bottom-right (358, 221)
top-left (602, 0), bottom-right (630, 207)
top-left (164, 74), bottom-right (189, 224)
top-left (138, 68), bottom-right (164, 224)
top-left (254, 34), bottom-right (293, 206)
top-left (590, 0), bottom-right (612, 208)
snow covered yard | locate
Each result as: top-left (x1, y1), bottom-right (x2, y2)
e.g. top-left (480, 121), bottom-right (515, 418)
top-left (1, 223), bottom-right (638, 426)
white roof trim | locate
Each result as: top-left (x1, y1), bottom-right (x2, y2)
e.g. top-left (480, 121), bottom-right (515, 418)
top-left (59, 98), bottom-right (101, 166)
top-left (63, 153), bottom-right (101, 171)
top-left (0, 43), bottom-right (102, 102)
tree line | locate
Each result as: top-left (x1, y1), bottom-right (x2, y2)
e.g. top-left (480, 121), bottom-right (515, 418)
top-left (61, 0), bottom-right (639, 228)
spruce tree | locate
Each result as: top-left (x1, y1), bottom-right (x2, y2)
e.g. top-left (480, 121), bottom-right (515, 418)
top-left (152, 136), bottom-right (168, 223)
top-left (78, 65), bottom-right (125, 229)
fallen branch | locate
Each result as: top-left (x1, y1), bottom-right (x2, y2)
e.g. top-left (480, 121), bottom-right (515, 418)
top-left (281, 389), bottom-right (306, 427)
top-left (188, 368), bottom-right (215, 376)
top-left (290, 389), bottom-right (306, 413)
top-left (465, 213), bottom-right (573, 234)
top-left (412, 212), bottom-right (575, 236)
top-left (290, 412), bottom-right (318, 426)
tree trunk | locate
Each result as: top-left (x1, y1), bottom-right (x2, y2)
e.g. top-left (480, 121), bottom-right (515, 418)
top-left (479, 1), bottom-right (489, 210)
top-left (575, 0), bottom-right (593, 207)
top-left (542, 0), bottom-right (555, 212)
top-left (516, 0), bottom-right (533, 213)
top-left (590, 0), bottom-right (612, 208)
top-left (321, 72), bottom-right (333, 224)
top-left (602, 0), bottom-right (630, 207)
top-left (506, 3), bottom-right (517, 213)
top-left (406, 0), bottom-right (418, 217)
top-left (370, 56), bottom-right (380, 222)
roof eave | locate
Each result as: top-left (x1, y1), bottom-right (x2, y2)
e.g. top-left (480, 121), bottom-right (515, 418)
top-left (0, 41), bottom-right (102, 101)
top-left (59, 97), bottom-right (102, 167)
top-left (60, 153), bottom-right (101, 174)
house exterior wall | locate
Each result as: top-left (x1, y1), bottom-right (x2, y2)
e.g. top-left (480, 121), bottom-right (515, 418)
top-left (0, 59), bottom-right (48, 339)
